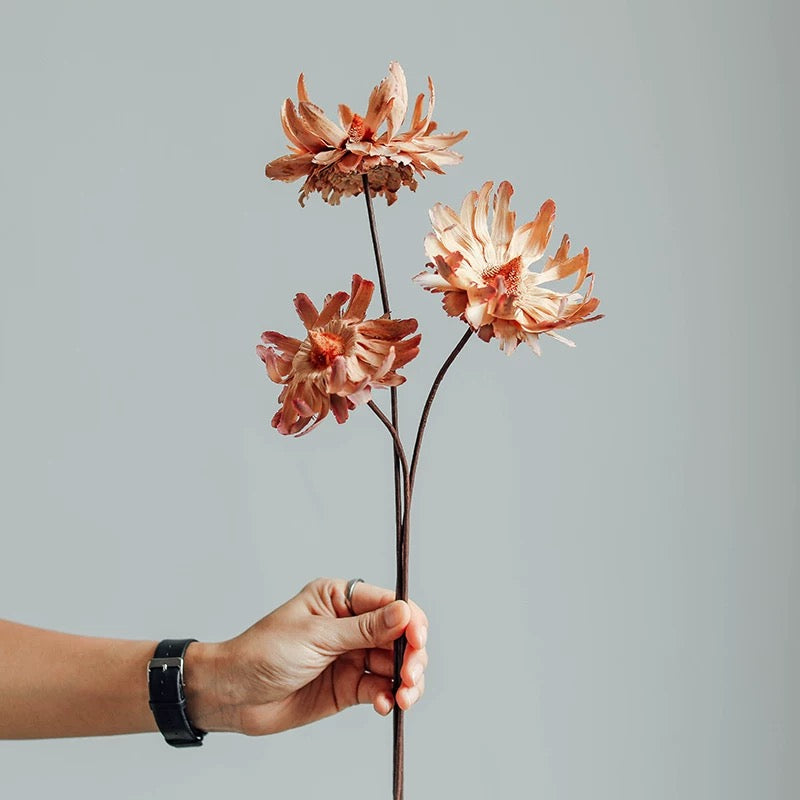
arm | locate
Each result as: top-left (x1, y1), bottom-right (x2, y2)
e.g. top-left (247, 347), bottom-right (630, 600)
top-left (0, 620), bottom-right (160, 738)
top-left (0, 577), bottom-right (428, 740)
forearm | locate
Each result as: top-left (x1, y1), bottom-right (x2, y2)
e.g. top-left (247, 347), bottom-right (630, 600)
top-left (0, 620), bottom-right (223, 739)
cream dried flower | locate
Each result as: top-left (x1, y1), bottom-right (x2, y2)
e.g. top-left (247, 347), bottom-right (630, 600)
top-left (413, 181), bottom-right (603, 355)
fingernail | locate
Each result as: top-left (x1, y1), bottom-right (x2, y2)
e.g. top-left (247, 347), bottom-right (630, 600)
top-left (384, 602), bottom-right (405, 627)
top-left (411, 665), bottom-right (423, 685)
top-left (419, 626), bottom-right (428, 647)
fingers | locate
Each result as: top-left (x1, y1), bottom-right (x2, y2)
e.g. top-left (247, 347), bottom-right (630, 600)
top-left (355, 668), bottom-right (426, 715)
top-left (366, 645), bottom-right (428, 690)
top-left (329, 600), bottom-right (410, 652)
top-left (395, 672), bottom-right (425, 711)
top-left (303, 578), bottom-right (430, 685)
top-left (344, 580), bottom-right (429, 628)
top-left (363, 644), bottom-right (427, 715)
top-left (355, 673), bottom-right (395, 715)
top-left (325, 578), bottom-right (430, 651)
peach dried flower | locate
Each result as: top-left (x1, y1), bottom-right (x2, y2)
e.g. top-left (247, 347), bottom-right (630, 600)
top-left (413, 181), bottom-right (603, 355)
top-left (265, 61), bottom-right (467, 206)
top-left (257, 275), bottom-right (420, 435)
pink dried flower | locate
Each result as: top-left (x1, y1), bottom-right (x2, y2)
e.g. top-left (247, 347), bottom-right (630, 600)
top-left (257, 275), bottom-right (420, 435)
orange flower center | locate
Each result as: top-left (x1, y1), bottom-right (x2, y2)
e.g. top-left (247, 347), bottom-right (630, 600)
top-left (348, 114), bottom-right (367, 143)
top-left (481, 256), bottom-right (523, 295)
top-left (308, 330), bottom-right (346, 369)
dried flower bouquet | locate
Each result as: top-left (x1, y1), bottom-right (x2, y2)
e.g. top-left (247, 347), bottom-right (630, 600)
top-left (260, 62), bottom-right (603, 799)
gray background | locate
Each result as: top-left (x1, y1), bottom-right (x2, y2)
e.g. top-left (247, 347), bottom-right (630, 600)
top-left (1, 0), bottom-right (797, 797)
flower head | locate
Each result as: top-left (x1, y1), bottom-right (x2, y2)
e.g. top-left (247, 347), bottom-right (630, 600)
top-left (257, 275), bottom-right (421, 436)
top-left (413, 181), bottom-right (603, 355)
top-left (265, 62), bottom-right (467, 206)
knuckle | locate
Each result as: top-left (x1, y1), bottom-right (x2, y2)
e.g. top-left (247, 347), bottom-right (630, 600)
top-left (300, 576), bottom-right (322, 595)
top-left (357, 613), bottom-right (375, 645)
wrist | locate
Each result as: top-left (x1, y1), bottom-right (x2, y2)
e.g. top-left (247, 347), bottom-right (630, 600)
top-left (182, 641), bottom-right (239, 734)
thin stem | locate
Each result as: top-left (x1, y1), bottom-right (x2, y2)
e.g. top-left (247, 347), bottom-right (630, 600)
top-left (362, 176), bottom-right (403, 545)
top-left (392, 327), bottom-right (473, 800)
top-left (367, 399), bottom-right (411, 800)
top-left (366, 401), bottom-right (410, 496)
top-left (407, 328), bottom-right (475, 503)
top-left (361, 175), bottom-right (405, 800)
top-left (362, 174), bottom-right (390, 315)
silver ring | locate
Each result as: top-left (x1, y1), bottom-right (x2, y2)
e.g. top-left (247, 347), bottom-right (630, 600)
top-left (345, 578), bottom-right (364, 615)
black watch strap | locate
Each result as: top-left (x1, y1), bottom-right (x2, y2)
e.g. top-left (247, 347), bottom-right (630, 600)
top-left (148, 638), bottom-right (206, 747)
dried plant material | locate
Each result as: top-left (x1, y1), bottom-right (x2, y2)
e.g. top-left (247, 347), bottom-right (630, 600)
top-left (414, 181), bottom-right (603, 355)
top-left (266, 62), bottom-right (467, 206)
top-left (257, 275), bottom-right (420, 435)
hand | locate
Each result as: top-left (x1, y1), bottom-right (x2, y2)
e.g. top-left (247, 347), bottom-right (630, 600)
top-left (186, 577), bottom-right (429, 736)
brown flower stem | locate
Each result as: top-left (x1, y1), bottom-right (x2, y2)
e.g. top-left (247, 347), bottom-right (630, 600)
top-left (387, 327), bottom-right (474, 799)
top-left (361, 174), bottom-right (405, 800)
top-left (362, 174), bottom-right (390, 315)
top-left (407, 327), bottom-right (475, 504)
top-left (361, 174), bottom-right (403, 549)
top-left (366, 401), bottom-right (410, 496)
top-left (366, 399), bottom-right (411, 800)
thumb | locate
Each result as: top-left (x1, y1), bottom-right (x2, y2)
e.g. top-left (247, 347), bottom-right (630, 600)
top-left (328, 600), bottom-right (410, 653)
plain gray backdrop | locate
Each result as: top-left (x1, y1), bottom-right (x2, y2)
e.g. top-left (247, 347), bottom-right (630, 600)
top-left (1, 1), bottom-right (797, 798)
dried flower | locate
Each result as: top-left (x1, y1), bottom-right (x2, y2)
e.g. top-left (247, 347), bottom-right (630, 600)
top-left (265, 62), bottom-right (467, 206)
top-left (257, 275), bottom-right (420, 435)
top-left (413, 181), bottom-right (603, 355)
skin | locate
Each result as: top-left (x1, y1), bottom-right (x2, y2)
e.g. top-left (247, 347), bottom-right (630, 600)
top-left (0, 577), bottom-right (428, 739)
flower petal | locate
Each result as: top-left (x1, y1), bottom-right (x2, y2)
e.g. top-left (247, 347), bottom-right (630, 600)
top-left (256, 345), bottom-right (290, 383)
top-left (545, 330), bottom-right (576, 347)
top-left (508, 199), bottom-right (556, 265)
top-left (315, 291), bottom-right (350, 327)
top-left (328, 355), bottom-right (348, 394)
top-left (330, 393), bottom-right (350, 424)
top-left (338, 103), bottom-right (354, 130)
top-left (491, 181), bottom-right (516, 254)
top-left (385, 62), bottom-right (408, 140)
top-left (372, 346), bottom-right (396, 381)
top-left (282, 98), bottom-right (326, 152)
top-left (260, 331), bottom-right (302, 356)
top-left (472, 181), bottom-right (495, 264)
top-left (442, 290), bottom-right (468, 317)
top-left (343, 274), bottom-right (375, 321)
top-left (358, 318), bottom-right (418, 339)
top-left (464, 301), bottom-right (488, 329)
top-left (430, 204), bottom-right (486, 268)
top-left (364, 74), bottom-right (395, 136)
top-left (265, 152), bottom-right (316, 182)
top-left (295, 73), bottom-right (310, 103)
top-left (294, 293), bottom-right (319, 329)
top-left (412, 269), bottom-right (451, 291)
top-left (298, 101), bottom-right (347, 148)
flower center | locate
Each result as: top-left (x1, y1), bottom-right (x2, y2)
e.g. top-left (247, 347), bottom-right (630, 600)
top-left (481, 256), bottom-right (523, 295)
top-left (348, 114), bottom-right (367, 143)
top-left (307, 329), bottom-right (346, 369)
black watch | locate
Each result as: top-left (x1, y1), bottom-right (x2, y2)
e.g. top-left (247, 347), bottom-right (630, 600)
top-left (147, 639), bottom-right (206, 747)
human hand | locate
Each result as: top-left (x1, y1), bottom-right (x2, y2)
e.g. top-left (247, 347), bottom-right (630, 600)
top-left (185, 577), bottom-right (429, 735)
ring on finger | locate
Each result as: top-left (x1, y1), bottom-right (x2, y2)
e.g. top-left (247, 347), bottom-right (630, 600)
top-left (345, 577), bottom-right (364, 615)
